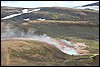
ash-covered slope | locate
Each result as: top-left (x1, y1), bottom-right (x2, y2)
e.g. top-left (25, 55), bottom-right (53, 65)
top-left (1, 6), bottom-right (99, 24)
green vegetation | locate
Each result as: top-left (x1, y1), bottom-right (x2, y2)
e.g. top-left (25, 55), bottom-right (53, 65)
top-left (17, 20), bottom-right (99, 41)
top-left (50, 13), bottom-right (60, 20)
top-left (73, 54), bottom-right (98, 60)
top-left (65, 37), bottom-right (99, 54)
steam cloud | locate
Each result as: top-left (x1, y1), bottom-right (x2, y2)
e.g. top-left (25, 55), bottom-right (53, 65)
top-left (1, 24), bottom-right (78, 55)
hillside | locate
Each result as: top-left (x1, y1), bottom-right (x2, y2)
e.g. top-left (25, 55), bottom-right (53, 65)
top-left (1, 40), bottom-right (67, 66)
top-left (1, 6), bottom-right (99, 66)
top-left (1, 40), bottom-right (99, 66)
top-left (1, 6), bottom-right (99, 24)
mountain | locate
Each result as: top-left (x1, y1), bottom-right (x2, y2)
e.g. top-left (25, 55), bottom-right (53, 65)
top-left (74, 2), bottom-right (99, 11)
top-left (82, 2), bottom-right (99, 7)
top-left (1, 6), bottom-right (99, 24)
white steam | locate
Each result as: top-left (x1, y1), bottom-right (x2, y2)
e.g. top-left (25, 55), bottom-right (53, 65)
top-left (1, 24), bottom-right (79, 55)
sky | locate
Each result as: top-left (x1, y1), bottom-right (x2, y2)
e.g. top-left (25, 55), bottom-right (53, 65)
top-left (1, 1), bottom-right (99, 8)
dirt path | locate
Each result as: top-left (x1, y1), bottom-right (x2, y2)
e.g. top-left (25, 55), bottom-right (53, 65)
top-left (1, 40), bottom-right (30, 66)
top-left (1, 42), bottom-right (10, 65)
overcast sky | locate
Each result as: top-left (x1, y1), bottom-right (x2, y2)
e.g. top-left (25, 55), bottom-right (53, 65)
top-left (1, 1), bottom-right (99, 8)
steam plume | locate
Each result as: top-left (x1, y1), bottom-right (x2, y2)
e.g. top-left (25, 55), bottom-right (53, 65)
top-left (1, 24), bottom-right (78, 55)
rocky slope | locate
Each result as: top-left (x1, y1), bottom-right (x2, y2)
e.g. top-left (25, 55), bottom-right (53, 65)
top-left (1, 6), bottom-right (99, 24)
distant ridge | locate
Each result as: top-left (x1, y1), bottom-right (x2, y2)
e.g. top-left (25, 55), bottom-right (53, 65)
top-left (82, 2), bottom-right (99, 7)
top-left (74, 2), bottom-right (99, 11)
